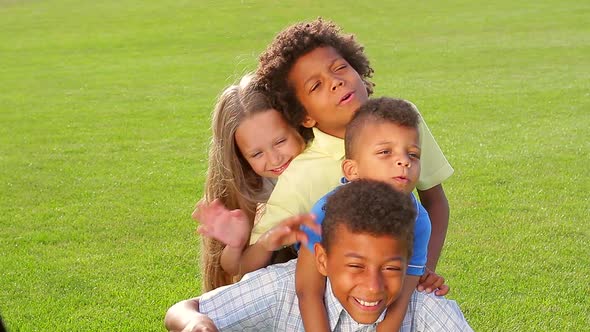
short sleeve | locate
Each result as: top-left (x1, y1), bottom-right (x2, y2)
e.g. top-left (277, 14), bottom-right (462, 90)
top-left (412, 103), bottom-right (454, 190)
top-left (299, 191), bottom-right (332, 252)
top-left (407, 194), bottom-right (432, 276)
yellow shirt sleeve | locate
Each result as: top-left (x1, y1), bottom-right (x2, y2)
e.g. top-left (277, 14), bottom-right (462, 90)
top-left (413, 103), bottom-right (454, 190)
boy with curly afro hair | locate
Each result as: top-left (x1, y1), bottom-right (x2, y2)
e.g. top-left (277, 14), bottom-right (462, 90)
top-left (246, 18), bottom-right (456, 331)
top-left (257, 18), bottom-right (374, 143)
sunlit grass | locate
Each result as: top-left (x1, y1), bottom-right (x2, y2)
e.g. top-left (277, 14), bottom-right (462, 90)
top-left (1, 0), bottom-right (588, 330)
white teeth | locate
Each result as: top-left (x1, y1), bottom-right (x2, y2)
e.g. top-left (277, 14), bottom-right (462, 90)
top-left (357, 298), bottom-right (379, 307)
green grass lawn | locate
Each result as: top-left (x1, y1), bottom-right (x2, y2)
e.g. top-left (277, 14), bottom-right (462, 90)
top-left (1, 0), bottom-right (588, 330)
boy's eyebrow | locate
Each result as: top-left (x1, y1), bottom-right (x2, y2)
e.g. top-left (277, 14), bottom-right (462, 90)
top-left (373, 141), bottom-right (421, 149)
top-left (344, 252), bottom-right (405, 262)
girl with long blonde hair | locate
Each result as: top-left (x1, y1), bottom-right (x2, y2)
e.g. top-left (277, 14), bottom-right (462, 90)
top-left (197, 74), bottom-right (307, 291)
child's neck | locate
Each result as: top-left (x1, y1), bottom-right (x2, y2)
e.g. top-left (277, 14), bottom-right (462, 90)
top-left (314, 126), bottom-right (345, 140)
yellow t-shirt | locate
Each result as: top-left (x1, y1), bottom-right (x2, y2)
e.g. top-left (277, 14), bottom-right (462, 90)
top-left (250, 109), bottom-right (453, 244)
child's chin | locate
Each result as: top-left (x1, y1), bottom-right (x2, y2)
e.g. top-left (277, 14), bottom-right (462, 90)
top-left (350, 313), bottom-right (382, 325)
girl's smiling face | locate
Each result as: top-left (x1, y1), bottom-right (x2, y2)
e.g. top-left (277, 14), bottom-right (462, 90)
top-left (235, 109), bottom-right (305, 178)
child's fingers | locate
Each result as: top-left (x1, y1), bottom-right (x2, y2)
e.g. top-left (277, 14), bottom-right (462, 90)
top-left (196, 225), bottom-right (209, 236)
top-left (191, 206), bottom-right (200, 220)
top-left (279, 214), bottom-right (305, 228)
top-left (293, 229), bottom-right (310, 245)
top-left (298, 214), bottom-right (320, 234)
top-left (430, 275), bottom-right (446, 290)
top-left (419, 270), bottom-right (430, 283)
top-left (418, 274), bottom-right (440, 293)
top-left (435, 284), bottom-right (450, 296)
top-left (263, 226), bottom-right (292, 250)
top-left (280, 213), bottom-right (318, 233)
top-left (192, 200), bottom-right (203, 220)
top-left (229, 209), bottom-right (247, 221)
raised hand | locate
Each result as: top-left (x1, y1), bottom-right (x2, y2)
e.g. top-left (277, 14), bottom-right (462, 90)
top-left (258, 214), bottom-right (320, 252)
top-left (193, 199), bottom-right (251, 249)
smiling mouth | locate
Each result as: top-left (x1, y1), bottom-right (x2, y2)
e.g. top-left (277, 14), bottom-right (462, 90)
top-left (354, 297), bottom-right (381, 308)
top-left (270, 159), bottom-right (292, 175)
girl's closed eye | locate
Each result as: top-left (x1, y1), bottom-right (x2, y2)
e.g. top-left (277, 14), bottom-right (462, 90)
top-left (377, 149), bottom-right (391, 156)
top-left (251, 151), bottom-right (263, 159)
top-left (275, 138), bottom-right (287, 146)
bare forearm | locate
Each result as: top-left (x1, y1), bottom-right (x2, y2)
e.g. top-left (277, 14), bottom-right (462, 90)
top-left (418, 184), bottom-right (449, 271)
top-left (296, 250), bottom-right (330, 332)
top-left (377, 276), bottom-right (420, 332)
top-left (220, 245), bottom-right (246, 276)
top-left (299, 299), bottom-right (331, 332)
top-left (235, 241), bottom-right (274, 275)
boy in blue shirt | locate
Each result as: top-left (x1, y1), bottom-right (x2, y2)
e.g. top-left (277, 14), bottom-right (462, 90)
top-left (297, 97), bottom-right (456, 331)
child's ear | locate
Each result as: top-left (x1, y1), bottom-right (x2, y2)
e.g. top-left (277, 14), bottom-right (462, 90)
top-left (302, 115), bottom-right (317, 128)
top-left (342, 159), bottom-right (360, 181)
top-left (314, 243), bottom-right (329, 277)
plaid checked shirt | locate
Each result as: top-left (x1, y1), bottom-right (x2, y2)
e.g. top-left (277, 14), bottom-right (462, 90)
top-left (199, 260), bottom-right (472, 332)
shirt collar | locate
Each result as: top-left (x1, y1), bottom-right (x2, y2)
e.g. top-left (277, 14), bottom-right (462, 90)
top-left (324, 279), bottom-right (386, 330)
top-left (312, 127), bottom-right (345, 160)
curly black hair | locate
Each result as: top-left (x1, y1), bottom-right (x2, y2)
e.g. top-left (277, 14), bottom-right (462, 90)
top-left (321, 179), bottom-right (415, 259)
top-left (256, 18), bottom-right (375, 142)
top-left (345, 97), bottom-right (420, 159)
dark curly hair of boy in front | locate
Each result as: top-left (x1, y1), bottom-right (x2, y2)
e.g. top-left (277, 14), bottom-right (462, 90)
top-left (345, 97), bottom-right (421, 159)
top-left (321, 179), bottom-right (415, 259)
top-left (256, 18), bottom-right (375, 142)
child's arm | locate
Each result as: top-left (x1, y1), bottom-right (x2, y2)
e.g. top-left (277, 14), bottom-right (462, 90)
top-left (412, 104), bottom-right (453, 272)
top-left (376, 275), bottom-right (420, 332)
top-left (164, 297), bottom-right (219, 332)
top-left (296, 247), bottom-right (331, 332)
top-left (417, 184), bottom-right (449, 271)
top-left (228, 214), bottom-right (320, 276)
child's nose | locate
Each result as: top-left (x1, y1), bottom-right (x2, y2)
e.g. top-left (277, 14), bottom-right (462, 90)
top-left (396, 158), bottom-right (411, 167)
top-left (269, 150), bottom-right (282, 165)
top-left (331, 78), bottom-right (344, 91)
top-left (365, 270), bottom-right (385, 293)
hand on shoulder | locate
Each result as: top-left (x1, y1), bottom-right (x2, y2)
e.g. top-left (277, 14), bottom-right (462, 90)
top-left (418, 268), bottom-right (450, 296)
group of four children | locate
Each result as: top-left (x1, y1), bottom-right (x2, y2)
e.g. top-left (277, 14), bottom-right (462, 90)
top-left (166, 18), bottom-right (472, 331)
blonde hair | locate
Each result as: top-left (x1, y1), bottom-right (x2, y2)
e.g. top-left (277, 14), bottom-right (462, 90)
top-left (200, 74), bottom-right (277, 291)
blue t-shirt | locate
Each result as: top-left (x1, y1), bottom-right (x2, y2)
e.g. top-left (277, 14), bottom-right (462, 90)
top-left (302, 187), bottom-right (431, 276)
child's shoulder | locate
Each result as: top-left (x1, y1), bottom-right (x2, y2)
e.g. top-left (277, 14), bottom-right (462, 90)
top-left (281, 149), bottom-right (342, 184)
